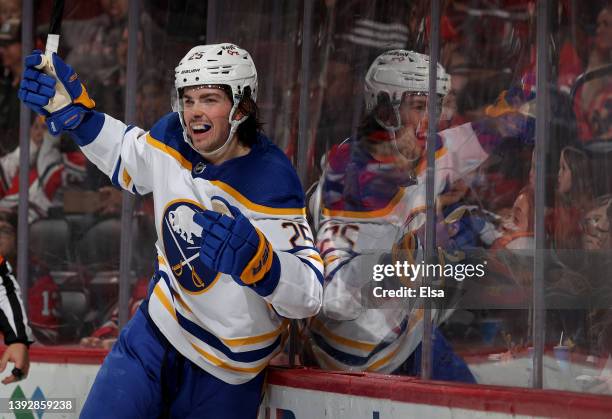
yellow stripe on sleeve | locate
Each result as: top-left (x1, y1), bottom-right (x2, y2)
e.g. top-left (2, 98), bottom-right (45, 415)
top-left (322, 187), bottom-right (405, 219)
top-left (146, 133), bottom-right (193, 170)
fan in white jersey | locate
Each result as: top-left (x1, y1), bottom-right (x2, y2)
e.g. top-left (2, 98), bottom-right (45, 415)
top-left (19, 43), bottom-right (323, 418)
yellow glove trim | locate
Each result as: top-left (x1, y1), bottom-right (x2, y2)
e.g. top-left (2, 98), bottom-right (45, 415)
top-left (240, 228), bottom-right (273, 285)
top-left (74, 83), bottom-right (96, 109)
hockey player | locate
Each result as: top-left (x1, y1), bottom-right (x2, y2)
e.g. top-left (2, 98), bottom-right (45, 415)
top-left (19, 43), bottom-right (323, 417)
top-left (308, 50), bottom-right (533, 379)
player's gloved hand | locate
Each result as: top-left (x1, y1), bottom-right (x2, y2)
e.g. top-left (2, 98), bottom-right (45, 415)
top-left (18, 50), bottom-right (95, 136)
top-left (193, 197), bottom-right (276, 286)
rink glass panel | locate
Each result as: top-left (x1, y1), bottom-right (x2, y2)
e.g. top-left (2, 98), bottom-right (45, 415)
top-left (9, 0), bottom-right (612, 394)
top-left (11, 2), bottom-right (130, 347)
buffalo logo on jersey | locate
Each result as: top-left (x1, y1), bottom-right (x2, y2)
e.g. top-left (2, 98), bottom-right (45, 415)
top-left (162, 201), bottom-right (219, 293)
top-left (192, 196), bottom-right (274, 286)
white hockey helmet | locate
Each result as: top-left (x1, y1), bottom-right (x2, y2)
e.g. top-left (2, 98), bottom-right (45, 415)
top-left (364, 50), bottom-right (451, 113)
top-left (173, 43), bottom-right (258, 157)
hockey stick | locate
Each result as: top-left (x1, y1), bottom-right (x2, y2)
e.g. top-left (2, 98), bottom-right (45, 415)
top-left (47, 0), bottom-right (65, 51)
top-left (35, 0), bottom-right (70, 112)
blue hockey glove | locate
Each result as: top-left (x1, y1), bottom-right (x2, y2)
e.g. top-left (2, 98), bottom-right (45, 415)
top-left (18, 50), bottom-right (95, 135)
top-left (193, 197), bottom-right (276, 286)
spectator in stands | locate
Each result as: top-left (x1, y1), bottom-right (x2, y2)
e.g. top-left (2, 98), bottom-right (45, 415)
top-left (80, 277), bottom-right (148, 350)
top-left (472, 140), bottom-right (533, 218)
top-left (583, 194), bottom-right (612, 251)
top-left (565, 195), bottom-right (612, 386)
top-left (0, 116), bottom-right (63, 222)
top-left (62, 0), bottom-right (128, 72)
top-left (552, 146), bottom-right (594, 267)
top-left (136, 72), bottom-right (169, 128)
top-left (0, 210), bottom-right (15, 266)
top-left (581, 194), bottom-right (612, 306)
top-left (0, 0), bottom-right (20, 25)
top-left (576, 3), bottom-right (612, 141)
top-left (492, 185), bottom-right (535, 251)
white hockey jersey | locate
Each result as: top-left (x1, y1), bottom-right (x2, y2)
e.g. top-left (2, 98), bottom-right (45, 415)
top-left (72, 111), bottom-right (323, 384)
top-left (309, 123), bottom-right (489, 373)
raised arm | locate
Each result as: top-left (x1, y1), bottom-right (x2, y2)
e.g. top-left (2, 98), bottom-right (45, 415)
top-left (18, 50), bottom-right (153, 195)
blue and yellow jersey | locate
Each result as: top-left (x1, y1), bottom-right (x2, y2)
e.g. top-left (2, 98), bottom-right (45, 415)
top-left (73, 111), bottom-right (323, 385)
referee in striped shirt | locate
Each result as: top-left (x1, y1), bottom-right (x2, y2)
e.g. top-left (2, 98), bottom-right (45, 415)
top-left (0, 211), bottom-right (33, 384)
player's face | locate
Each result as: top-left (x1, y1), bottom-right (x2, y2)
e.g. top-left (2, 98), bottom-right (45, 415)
top-left (399, 94), bottom-right (428, 133)
top-left (394, 94), bottom-right (428, 162)
top-left (182, 86), bottom-right (233, 155)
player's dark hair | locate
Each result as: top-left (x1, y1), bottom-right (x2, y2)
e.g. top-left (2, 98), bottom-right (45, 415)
top-left (234, 86), bottom-right (264, 147)
top-left (215, 85), bottom-right (263, 147)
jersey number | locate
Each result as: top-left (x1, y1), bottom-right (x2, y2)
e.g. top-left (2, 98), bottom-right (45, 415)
top-left (42, 291), bottom-right (50, 316)
top-left (282, 222), bottom-right (314, 248)
top-left (319, 224), bottom-right (359, 254)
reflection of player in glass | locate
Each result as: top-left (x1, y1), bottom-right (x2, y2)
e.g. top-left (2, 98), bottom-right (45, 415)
top-left (308, 46), bottom-right (537, 378)
top-left (19, 43), bottom-right (323, 417)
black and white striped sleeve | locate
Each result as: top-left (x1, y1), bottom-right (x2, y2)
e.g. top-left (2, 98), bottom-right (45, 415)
top-left (0, 258), bottom-right (33, 346)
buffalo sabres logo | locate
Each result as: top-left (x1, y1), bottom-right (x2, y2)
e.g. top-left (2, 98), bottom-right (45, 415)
top-left (162, 200), bottom-right (219, 293)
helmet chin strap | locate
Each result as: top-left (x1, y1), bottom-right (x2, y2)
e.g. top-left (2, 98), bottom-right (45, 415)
top-left (183, 100), bottom-right (249, 160)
